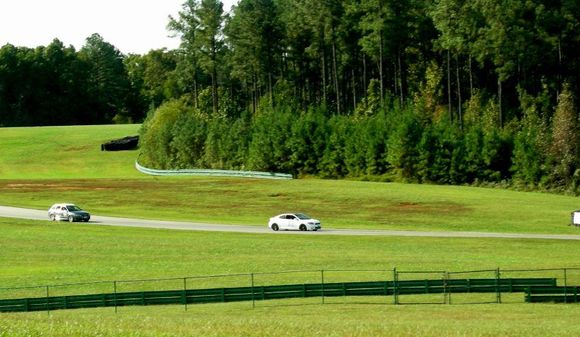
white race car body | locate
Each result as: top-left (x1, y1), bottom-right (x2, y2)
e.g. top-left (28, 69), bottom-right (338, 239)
top-left (268, 213), bottom-right (321, 231)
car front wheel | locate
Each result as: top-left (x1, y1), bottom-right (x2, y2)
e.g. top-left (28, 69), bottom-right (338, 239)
top-left (299, 224), bottom-right (307, 231)
top-left (271, 224), bottom-right (279, 231)
top-left (50, 214), bottom-right (56, 221)
top-left (68, 216), bottom-right (74, 223)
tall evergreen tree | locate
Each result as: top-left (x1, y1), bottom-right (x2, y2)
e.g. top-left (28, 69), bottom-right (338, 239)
top-left (550, 83), bottom-right (578, 186)
top-left (79, 33), bottom-right (132, 123)
top-left (226, 0), bottom-right (283, 111)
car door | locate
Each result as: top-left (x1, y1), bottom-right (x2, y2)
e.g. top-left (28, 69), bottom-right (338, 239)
top-left (286, 214), bottom-right (299, 230)
top-left (281, 214), bottom-right (296, 230)
top-left (59, 206), bottom-right (69, 220)
top-left (277, 214), bottom-right (289, 230)
top-left (49, 205), bottom-right (59, 218)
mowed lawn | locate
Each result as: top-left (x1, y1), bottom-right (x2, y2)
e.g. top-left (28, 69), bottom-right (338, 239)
top-left (2, 301), bottom-right (580, 337)
top-left (0, 124), bottom-right (141, 179)
top-left (1, 216), bottom-right (580, 337)
top-left (3, 217), bottom-right (580, 288)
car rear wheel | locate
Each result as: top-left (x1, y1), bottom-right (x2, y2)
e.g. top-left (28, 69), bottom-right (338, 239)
top-left (271, 224), bottom-right (279, 231)
top-left (299, 224), bottom-right (307, 231)
top-left (68, 215), bottom-right (74, 223)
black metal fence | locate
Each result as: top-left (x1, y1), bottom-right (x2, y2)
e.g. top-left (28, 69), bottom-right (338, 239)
top-left (1, 267), bottom-right (578, 314)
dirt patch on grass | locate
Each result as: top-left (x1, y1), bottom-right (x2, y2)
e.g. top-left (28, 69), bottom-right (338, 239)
top-left (267, 193), bottom-right (287, 198)
top-left (387, 201), bottom-right (470, 215)
top-left (4, 182), bottom-right (112, 191)
top-left (64, 145), bottom-right (93, 152)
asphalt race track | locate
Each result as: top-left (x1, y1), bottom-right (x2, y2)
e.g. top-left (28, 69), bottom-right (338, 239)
top-left (1, 205), bottom-right (579, 241)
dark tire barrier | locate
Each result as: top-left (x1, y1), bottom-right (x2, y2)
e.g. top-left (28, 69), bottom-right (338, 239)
top-left (101, 136), bottom-right (139, 151)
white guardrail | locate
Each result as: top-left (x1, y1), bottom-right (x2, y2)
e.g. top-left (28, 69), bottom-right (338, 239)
top-left (135, 161), bottom-right (293, 180)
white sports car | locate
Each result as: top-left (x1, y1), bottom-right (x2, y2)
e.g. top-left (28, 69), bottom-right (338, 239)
top-left (268, 213), bottom-right (321, 231)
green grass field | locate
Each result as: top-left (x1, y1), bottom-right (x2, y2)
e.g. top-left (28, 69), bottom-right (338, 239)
top-left (1, 125), bottom-right (580, 337)
top-left (2, 302), bottom-right (579, 337)
top-left (1, 217), bottom-right (580, 337)
top-left (0, 124), bottom-right (141, 179)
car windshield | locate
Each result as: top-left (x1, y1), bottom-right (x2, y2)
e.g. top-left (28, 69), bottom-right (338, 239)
top-left (295, 213), bottom-right (311, 220)
top-left (67, 205), bottom-right (82, 211)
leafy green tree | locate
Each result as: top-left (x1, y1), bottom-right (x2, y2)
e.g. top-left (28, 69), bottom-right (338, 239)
top-left (196, 0), bottom-right (226, 115)
top-left (481, 128), bottom-right (513, 182)
top-left (170, 111), bottom-right (208, 168)
top-left (125, 49), bottom-right (178, 112)
top-left (461, 124), bottom-right (485, 183)
top-left (140, 99), bottom-right (192, 169)
top-left (430, 0), bottom-right (469, 124)
top-left (343, 117), bottom-right (370, 177)
top-left (226, 0), bottom-right (283, 110)
top-left (387, 107), bottom-right (423, 180)
top-left (364, 111), bottom-right (390, 175)
top-left (247, 107), bottom-right (294, 172)
top-left (319, 115), bottom-right (350, 178)
top-left (277, 0), bottom-right (319, 110)
top-left (218, 115), bottom-right (252, 169)
top-left (511, 88), bottom-right (551, 187)
top-left (356, 0), bottom-right (387, 105)
top-left (550, 83), bottom-right (578, 186)
top-left (417, 118), bottom-right (466, 184)
top-left (79, 33), bottom-right (132, 123)
top-left (168, 0), bottom-right (203, 107)
top-left (288, 109), bottom-right (328, 175)
top-left (169, 0), bottom-right (226, 115)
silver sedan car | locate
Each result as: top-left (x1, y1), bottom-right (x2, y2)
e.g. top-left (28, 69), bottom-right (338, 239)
top-left (48, 203), bottom-right (91, 222)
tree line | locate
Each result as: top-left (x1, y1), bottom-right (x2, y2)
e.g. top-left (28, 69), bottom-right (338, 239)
top-left (0, 34), bottom-right (144, 126)
top-left (1, 0), bottom-right (579, 191)
top-left (139, 83), bottom-right (578, 191)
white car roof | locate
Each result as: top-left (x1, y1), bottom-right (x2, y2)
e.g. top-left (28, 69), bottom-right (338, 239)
top-left (277, 213), bottom-right (307, 217)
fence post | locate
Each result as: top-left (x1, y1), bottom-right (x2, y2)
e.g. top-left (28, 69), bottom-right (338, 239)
top-left (444, 271), bottom-right (450, 305)
top-left (113, 281), bottom-right (118, 313)
top-left (183, 278), bottom-right (188, 311)
top-left (393, 268), bottom-right (398, 305)
top-left (321, 270), bottom-right (325, 305)
top-left (45, 285), bottom-right (50, 316)
top-left (495, 268), bottom-right (502, 304)
top-left (251, 273), bottom-right (255, 309)
top-left (525, 287), bottom-right (531, 303)
top-left (564, 268), bottom-right (568, 304)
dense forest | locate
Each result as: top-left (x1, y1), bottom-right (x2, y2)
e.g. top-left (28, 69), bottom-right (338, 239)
top-left (1, 0), bottom-right (579, 192)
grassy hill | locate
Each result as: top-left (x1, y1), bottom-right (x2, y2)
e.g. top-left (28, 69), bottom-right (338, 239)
top-left (0, 124), bottom-right (141, 179)
top-left (0, 125), bottom-right (578, 234)
top-left (1, 125), bottom-right (580, 337)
